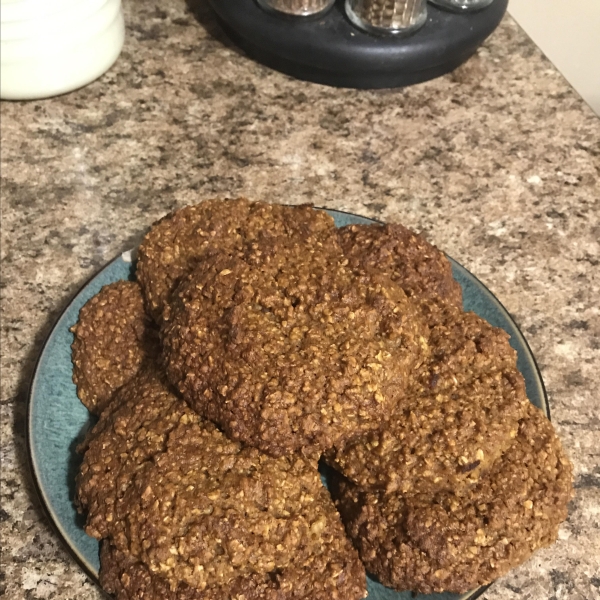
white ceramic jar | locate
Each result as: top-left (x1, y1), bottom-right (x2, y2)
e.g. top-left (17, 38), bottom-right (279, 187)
top-left (1, 0), bottom-right (124, 100)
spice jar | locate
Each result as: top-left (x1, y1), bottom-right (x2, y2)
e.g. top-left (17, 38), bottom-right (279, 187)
top-left (345, 0), bottom-right (428, 35)
top-left (257, 0), bottom-right (335, 16)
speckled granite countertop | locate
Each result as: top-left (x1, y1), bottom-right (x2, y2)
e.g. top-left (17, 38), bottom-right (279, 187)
top-left (1, 1), bottom-right (599, 599)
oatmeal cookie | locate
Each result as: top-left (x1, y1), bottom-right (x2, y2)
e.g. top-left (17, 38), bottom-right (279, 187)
top-left (76, 371), bottom-right (366, 598)
top-left (327, 303), bottom-right (529, 495)
top-left (100, 538), bottom-right (366, 600)
top-left (136, 198), bottom-right (336, 323)
top-left (332, 403), bottom-right (573, 594)
top-left (161, 235), bottom-right (427, 457)
top-left (75, 370), bottom-right (185, 539)
top-left (338, 223), bottom-right (463, 308)
top-left (70, 280), bottom-right (158, 414)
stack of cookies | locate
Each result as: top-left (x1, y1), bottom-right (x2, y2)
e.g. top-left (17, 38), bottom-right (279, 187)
top-left (71, 199), bottom-right (573, 598)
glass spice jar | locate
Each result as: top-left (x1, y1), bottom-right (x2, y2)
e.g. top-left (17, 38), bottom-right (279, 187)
top-left (257, 0), bottom-right (335, 16)
top-left (345, 0), bottom-right (428, 35)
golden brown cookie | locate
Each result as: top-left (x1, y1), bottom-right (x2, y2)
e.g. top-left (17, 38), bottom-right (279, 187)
top-left (70, 280), bottom-right (158, 414)
top-left (77, 371), bottom-right (366, 599)
top-left (326, 303), bottom-right (530, 495)
top-left (161, 234), bottom-right (427, 457)
top-left (332, 403), bottom-right (573, 594)
top-left (338, 223), bottom-right (463, 308)
top-left (136, 198), bottom-right (336, 323)
top-left (100, 538), bottom-right (366, 600)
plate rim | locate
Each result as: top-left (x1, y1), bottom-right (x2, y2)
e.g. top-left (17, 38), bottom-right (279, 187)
top-left (26, 252), bottom-right (124, 586)
top-left (25, 206), bottom-right (550, 599)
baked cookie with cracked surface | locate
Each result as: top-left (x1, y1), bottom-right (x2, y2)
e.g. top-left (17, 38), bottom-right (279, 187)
top-left (75, 370), bottom-right (185, 541)
top-left (338, 223), bottom-right (463, 308)
top-left (76, 371), bottom-right (367, 599)
top-left (100, 538), bottom-right (366, 600)
top-left (326, 304), bottom-right (530, 495)
top-left (332, 403), bottom-right (573, 594)
top-left (136, 198), bottom-right (336, 323)
top-left (161, 234), bottom-right (427, 457)
top-left (70, 280), bottom-right (158, 415)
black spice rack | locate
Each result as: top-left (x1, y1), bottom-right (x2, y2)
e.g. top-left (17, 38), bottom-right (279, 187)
top-left (207, 0), bottom-right (508, 89)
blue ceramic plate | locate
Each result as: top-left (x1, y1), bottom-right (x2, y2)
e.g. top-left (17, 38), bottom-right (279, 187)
top-left (27, 209), bottom-right (549, 600)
